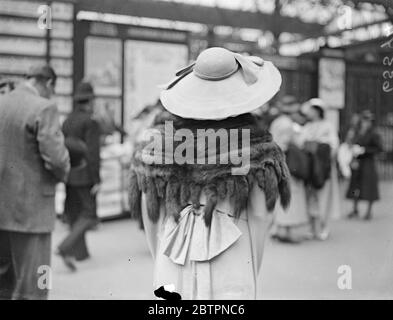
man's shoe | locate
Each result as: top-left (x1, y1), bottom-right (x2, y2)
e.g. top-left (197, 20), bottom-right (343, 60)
top-left (56, 250), bottom-right (77, 272)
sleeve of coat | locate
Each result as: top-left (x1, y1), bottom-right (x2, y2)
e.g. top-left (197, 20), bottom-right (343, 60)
top-left (141, 193), bottom-right (165, 259)
top-left (246, 185), bottom-right (275, 278)
top-left (84, 119), bottom-right (101, 184)
top-left (36, 103), bottom-right (70, 182)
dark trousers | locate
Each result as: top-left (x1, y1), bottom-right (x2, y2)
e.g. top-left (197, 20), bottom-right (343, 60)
top-left (58, 186), bottom-right (97, 261)
top-left (0, 230), bottom-right (51, 300)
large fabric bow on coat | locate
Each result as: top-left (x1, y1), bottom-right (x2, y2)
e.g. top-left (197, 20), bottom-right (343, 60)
top-left (160, 205), bottom-right (242, 265)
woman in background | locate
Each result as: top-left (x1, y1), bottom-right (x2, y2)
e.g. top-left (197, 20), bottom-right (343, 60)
top-left (270, 96), bottom-right (308, 243)
top-left (346, 110), bottom-right (382, 220)
top-left (300, 98), bottom-right (340, 240)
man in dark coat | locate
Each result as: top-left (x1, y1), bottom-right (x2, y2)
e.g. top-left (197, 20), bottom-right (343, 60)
top-left (57, 81), bottom-right (101, 271)
top-left (0, 65), bottom-right (70, 299)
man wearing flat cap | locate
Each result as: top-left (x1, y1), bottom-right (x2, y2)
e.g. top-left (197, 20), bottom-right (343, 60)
top-left (0, 64), bottom-right (70, 299)
top-left (57, 81), bottom-right (101, 271)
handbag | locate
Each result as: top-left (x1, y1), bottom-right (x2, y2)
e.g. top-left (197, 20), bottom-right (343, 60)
top-left (285, 143), bottom-right (311, 181)
top-left (305, 142), bottom-right (331, 189)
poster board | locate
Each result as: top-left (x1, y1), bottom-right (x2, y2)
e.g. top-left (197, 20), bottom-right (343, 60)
top-left (318, 57), bottom-right (346, 109)
top-left (123, 40), bottom-right (188, 133)
top-left (318, 57), bottom-right (346, 133)
top-left (84, 37), bottom-right (122, 96)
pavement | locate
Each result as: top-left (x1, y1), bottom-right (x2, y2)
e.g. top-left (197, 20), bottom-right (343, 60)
top-left (49, 181), bottom-right (393, 300)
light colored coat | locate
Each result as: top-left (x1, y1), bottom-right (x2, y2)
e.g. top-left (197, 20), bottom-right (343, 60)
top-left (0, 84), bottom-right (70, 233)
top-left (142, 184), bottom-right (274, 300)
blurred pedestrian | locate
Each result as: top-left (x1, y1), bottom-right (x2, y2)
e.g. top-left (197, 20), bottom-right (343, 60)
top-left (346, 110), bottom-right (382, 220)
top-left (129, 48), bottom-right (290, 299)
top-left (57, 81), bottom-right (101, 271)
top-left (0, 64), bottom-right (70, 299)
top-left (270, 96), bottom-right (309, 243)
top-left (300, 98), bottom-right (340, 240)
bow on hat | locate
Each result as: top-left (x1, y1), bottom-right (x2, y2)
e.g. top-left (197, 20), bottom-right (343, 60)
top-left (163, 51), bottom-right (264, 90)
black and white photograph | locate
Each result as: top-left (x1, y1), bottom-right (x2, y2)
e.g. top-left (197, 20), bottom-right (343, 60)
top-left (0, 0), bottom-right (393, 305)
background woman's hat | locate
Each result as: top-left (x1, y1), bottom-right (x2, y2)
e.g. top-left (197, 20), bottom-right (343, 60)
top-left (74, 81), bottom-right (95, 102)
top-left (160, 47), bottom-right (282, 120)
top-left (361, 110), bottom-right (375, 121)
top-left (301, 97), bottom-right (326, 114)
top-left (305, 98), bottom-right (326, 109)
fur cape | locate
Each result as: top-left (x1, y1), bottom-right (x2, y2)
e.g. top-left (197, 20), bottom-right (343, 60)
top-left (128, 111), bottom-right (291, 226)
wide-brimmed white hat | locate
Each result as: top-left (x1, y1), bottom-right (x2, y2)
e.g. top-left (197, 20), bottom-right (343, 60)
top-left (160, 47), bottom-right (282, 120)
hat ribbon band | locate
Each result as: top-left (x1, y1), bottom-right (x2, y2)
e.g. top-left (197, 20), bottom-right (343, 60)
top-left (194, 65), bottom-right (238, 81)
top-left (163, 53), bottom-right (263, 90)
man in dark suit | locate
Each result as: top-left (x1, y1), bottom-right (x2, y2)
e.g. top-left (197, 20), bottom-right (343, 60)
top-left (57, 81), bottom-right (101, 271)
top-left (0, 65), bottom-right (70, 300)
